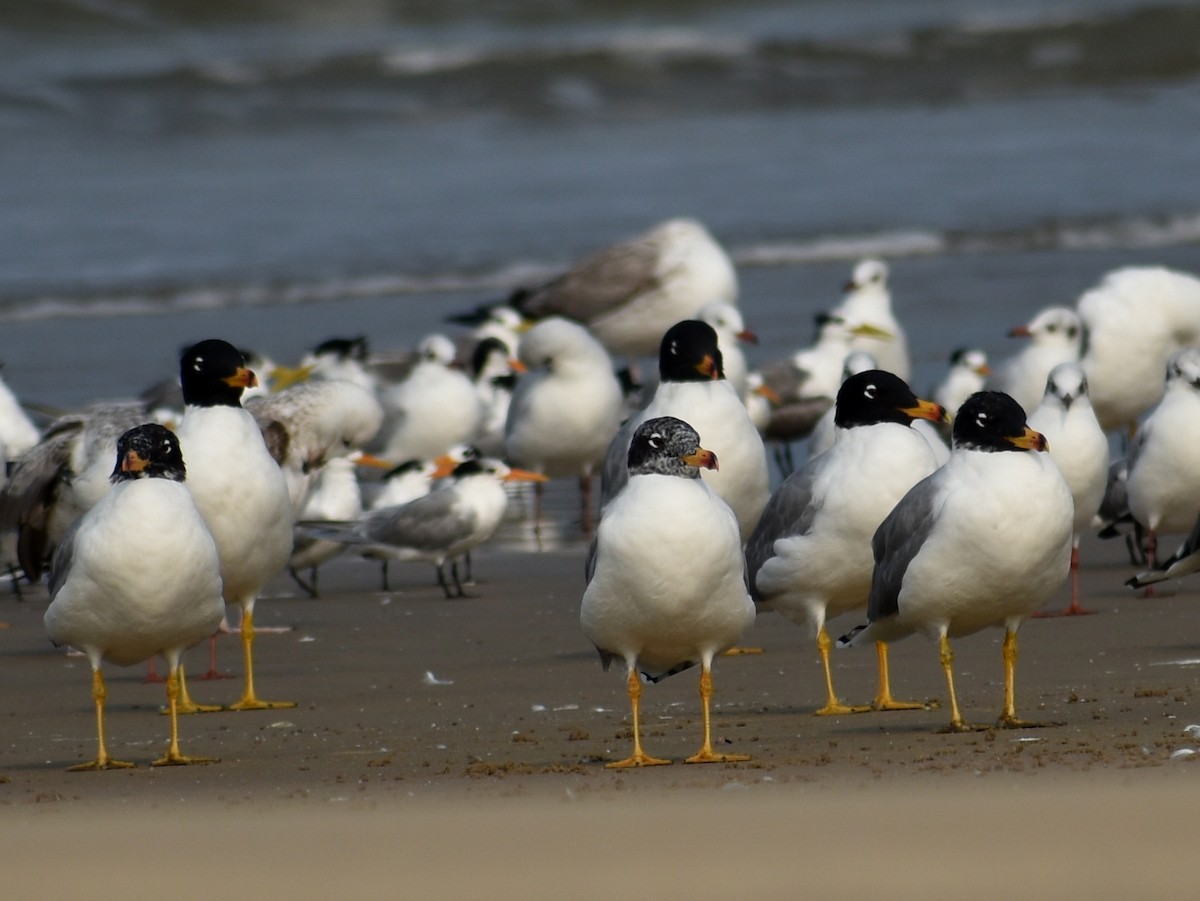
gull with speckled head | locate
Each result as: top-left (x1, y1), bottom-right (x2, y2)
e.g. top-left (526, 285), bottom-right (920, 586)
top-left (45, 424), bottom-right (225, 769)
top-left (839, 392), bottom-right (1073, 732)
top-left (583, 417), bottom-right (754, 767)
top-left (746, 370), bottom-right (946, 716)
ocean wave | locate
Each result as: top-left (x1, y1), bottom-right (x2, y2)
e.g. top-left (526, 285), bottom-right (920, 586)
top-left (3, 210), bottom-right (1195, 324)
top-left (6, 5), bottom-right (1200, 125)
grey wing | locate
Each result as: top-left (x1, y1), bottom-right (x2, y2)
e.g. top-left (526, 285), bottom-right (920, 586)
top-left (598, 416), bottom-right (637, 509)
top-left (1124, 424), bottom-right (1149, 473)
top-left (0, 419), bottom-right (81, 530)
top-left (584, 533), bottom-right (599, 585)
top-left (47, 515), bottom-right (84, 599)
top-left (515, 238), bottom-right (661, 323)
top-left (744, 463), bottom-right (822, 597)
top-left (363, 490), bottom-right (472, 554)
top-left (867, 475), bottom-right (939, 622)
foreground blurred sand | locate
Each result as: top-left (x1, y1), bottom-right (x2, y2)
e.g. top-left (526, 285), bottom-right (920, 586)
top-left (3, 499), bottom-right (1198, 898)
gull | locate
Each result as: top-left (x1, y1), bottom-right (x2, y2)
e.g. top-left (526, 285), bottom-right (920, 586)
top-left (176, 339), bottom-right (296, 711)
top-left (838, 391), bottom-right (1074, 732)
top-left (288, 451), bottom-right (391, 598)
top-left (304, 458), bottom-right (547, 597)
top-left (601, 319), bottom-right (769, 542)
top-left (245, 377), bottom-right (384, 512)
top-left (466, 336), bottom-right (518, 459)
top-left (1027, 363), bottom-right (1109, 615)
top-left (0, 364), bottom-right (39, 458)
top-left (986, 306), bottom-right (1083, 415)
top-left (697, 301), bottom-right (757, 400)
top-left (755, 313), bottom-right (891, 474)
top-left (1124, 347), bottom-right (1200, 567)
top-left (931, 347), bottom-right (991, 421)
top-left (582, 416), bottom-right (755, 767)
top-left (1077, 266), bottom-right (1200, 434)
top-left (378, 333), bottom-right (482, 463)
top-left (453, 218), bottom-right (739, 360)
top-left (746, 370), bottom-right (946, 715)
top-left (1126, 509), bottom-right (1200, 589)
top-left (832, 258), bottom-right (910, 381)
top-left (44, 424), bottom-right (224, 769)
top-left (504, 317), bottom-right (625, 533)
top-left (0, 402), bottom-right (146, 581)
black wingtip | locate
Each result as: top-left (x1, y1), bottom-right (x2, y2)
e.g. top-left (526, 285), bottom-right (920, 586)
top-left (836, 624), bottom-right (868, 649)
top-left (641, 659), bottom-right (696, 683)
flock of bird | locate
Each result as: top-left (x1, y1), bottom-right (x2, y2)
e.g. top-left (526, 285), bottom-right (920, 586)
top-left (4, 215), bottom-right (1200, 770)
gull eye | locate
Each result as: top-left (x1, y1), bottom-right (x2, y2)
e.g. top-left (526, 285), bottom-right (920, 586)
top-left (975, 412), bottom-right (989, 428)
top-left (863, 383), bottom-right (877, 399)
top-left (648, 433), bottom-right (663, 449)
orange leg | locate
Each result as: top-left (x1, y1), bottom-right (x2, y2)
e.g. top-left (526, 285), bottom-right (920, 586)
top-left (606, 669), bottom-right (671, 768)
top-left (153, 666), bottom-right (220, 766)
top-left (814, 626), bottom-right (871, 716)
top-left (872, 641), bottom-right (928, 711)
top-left (685, 665), bottom-right (751, 764)
top-left (225, 609), bottom-right (297, 711)
top-left (68, 669), bottom-right (135, 771)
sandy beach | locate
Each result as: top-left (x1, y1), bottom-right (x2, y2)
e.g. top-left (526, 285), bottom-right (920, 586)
top-left (2, 513), bottom-right (1198, 898)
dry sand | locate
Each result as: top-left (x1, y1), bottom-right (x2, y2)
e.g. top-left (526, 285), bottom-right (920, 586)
top-left (2, 518), bottom-right (1197, 899)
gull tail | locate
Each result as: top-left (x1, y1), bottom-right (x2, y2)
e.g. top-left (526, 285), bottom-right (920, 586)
top-left (836, 624), bottom-right (870, 649)
top-left (641, 660), bottom-right (696, 684)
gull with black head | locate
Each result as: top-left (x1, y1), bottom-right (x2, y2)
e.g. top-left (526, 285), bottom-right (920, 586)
top-left (45, 424), bottom-right (225, 769)
top-left (839, 391), bottom-right (1073, 732)
top-left (746, 370), bottom-right (946, 715)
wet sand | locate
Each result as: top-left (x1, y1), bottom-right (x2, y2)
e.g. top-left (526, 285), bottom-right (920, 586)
top-left (2, 521), bottom-right (1198, 898)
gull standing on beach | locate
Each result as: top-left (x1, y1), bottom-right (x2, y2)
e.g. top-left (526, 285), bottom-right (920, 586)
top-left (838, 392), bottom-right (1073, 732)
top-left (378, 334), bottom-right (482, 463)
top-left (1124, 347), bottom-right (1200, 567)
top-left (176, 339), bottom-right (295, 711)
top-left (986, 306), bottom-right (1083, 415)
top-left (1027, 362), bottom-right (1109, 615)
top-left (832, 258), bottom-right (910, 381)
top-left (0, 402), bottom-right (146, 581)
top-left (304, 458), bottom-right (547, 597)
top-left (601, 320), bottom-right (769, 542)
top-left (1076, 266), bottom-right (1200, 434)
top-left (504, 317), bottom-right (625, 533)
top-left (453, 218), bottom-right (739, 361)
top-left (746, 371), bottom-right (946, 715)
top-left (44, 424), bottom-right (224, 769)
top-left (582, 417), bottom-right (755, 767)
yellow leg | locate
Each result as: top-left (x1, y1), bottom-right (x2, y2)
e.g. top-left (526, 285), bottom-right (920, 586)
top-left (606, 669), bottom-right (671, 768)
top-left (153, 666), bottom-right (220, 766)
top-left (936, 634), bottom-right (981, 733)
top-left (685, 665), bottom-right (751, 764)
top-left (68, 670), bottom-right (135, 771)
top-left (872, 641), bottom-right (928, 711)
top-left (225, 609), bottom-right (296, 711)
top-left (171, 663), bottom-right (222, 715)
top-left (996, 629), bottom-right (1056, 729)
top-left (814, 626), bottom-right (871, 716)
